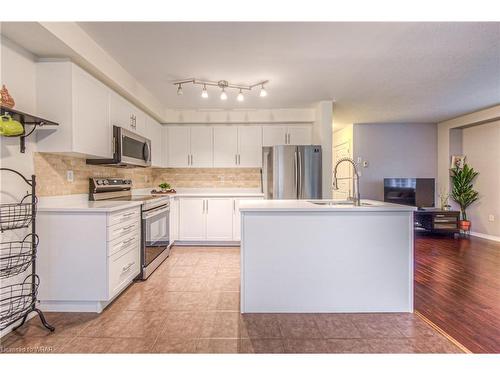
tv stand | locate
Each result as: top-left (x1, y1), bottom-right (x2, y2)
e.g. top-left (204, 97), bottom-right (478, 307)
top-left (414, 209), bottom-right (460, 235)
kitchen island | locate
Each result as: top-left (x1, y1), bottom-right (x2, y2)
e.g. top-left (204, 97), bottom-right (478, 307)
top-left (239, 199), bottom-right (416, 313)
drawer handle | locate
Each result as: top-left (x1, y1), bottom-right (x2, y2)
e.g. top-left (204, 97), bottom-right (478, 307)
top-left (122, 262), bottom-right (135, 272)
top-left (122, 225), bottom-right (135, 231)
top-left (122, 237), bottom-right (136, 246)
top-left (123, 212), bottom-right (136, 217)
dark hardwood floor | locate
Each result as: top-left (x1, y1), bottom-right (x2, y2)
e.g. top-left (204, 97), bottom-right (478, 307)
top-left (414, 233), bottom-right (500, 353)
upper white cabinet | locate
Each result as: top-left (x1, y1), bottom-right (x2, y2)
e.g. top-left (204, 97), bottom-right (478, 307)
top-left (109, 91), bottom-right (146, 136)
top-left (212, 125), bottom-right (262, 168)
top-left (167, 126), bottom-right (213, 168)
top-left (262, 125), bottom-right (312, 146)
top-left (36, 62), bottom-right (112, 158)
top-left (146, 115), bottom-right (164, 167)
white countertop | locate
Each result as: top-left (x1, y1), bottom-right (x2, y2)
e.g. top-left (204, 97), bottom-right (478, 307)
top-left (239, 199), bottom-right (417, 212)
top-left (151, 188), bottom-right (264, 198)
top-left (38, 195), bottom-right (142, 213)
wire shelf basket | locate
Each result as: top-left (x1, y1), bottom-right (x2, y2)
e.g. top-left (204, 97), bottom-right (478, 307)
top-left (0, 234), bottom-right (39, 279)
top-left (0, 194), bottom-right (37, 232)
top-left (0, 275), bottom-right (39, 331)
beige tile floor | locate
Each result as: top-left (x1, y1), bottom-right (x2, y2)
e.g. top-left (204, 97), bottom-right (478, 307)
top-left (0, 246), bottom-right (463, 354)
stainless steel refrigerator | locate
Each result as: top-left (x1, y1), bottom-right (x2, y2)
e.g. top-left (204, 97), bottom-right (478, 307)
top-left (262, 145), bottom-right (322, 199)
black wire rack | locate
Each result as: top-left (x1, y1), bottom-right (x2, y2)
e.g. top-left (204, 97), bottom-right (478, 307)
top-left (0, 234), bottom-right (39, 279)
top-left (0, 195), bottom-right (37, 232)
top-left (0, 168), bottom-right (54, 332)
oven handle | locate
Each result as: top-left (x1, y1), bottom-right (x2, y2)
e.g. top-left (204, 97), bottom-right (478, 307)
top-left (142, 204), bottom-right (170, 220)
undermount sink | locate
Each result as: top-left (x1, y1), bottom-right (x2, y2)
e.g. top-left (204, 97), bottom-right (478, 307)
top-left (307, 200), bottom-right (375, 207)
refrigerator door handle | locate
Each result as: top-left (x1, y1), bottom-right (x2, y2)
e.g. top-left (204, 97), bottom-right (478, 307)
top-left (294, 150), bottom-right (298, 199)
top-left (298, 150), bottom-right (303, 199)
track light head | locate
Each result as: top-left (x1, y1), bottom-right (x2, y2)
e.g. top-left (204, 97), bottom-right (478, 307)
top-left (237, 89), bottom-right (244, 102)
top-left (220, 88), bottom-right (228, 101)
top-left (177, 84), bottom-right (183, 96)
top-left (201, 85), bottom-right (208, 98)
top-left (259, 84), bottom-right (267, 97)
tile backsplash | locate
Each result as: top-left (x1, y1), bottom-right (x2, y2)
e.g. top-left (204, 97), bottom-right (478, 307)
top-left (34, 153), bottom-right (261, 196)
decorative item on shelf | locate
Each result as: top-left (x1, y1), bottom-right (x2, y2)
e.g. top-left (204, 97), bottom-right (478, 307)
top-left (0, 114), bottom-right (24, 137)
top-left (450, 162), bottom-right (479, 235)
top-left (173, 78), bottom-right (269, 101)
top-left (0, 85), bottom-right (15, 109)
top-left (439, 189), bottom-right (451, 211)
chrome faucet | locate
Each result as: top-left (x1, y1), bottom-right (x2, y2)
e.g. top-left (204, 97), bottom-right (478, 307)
top-left (332, 157), bottom-right (361, 206)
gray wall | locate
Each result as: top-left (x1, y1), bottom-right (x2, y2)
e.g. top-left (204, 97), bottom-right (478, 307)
top-left (353, 123), bottom-right (438, 201)
top-left (462, 120), bottom-right (500, 237)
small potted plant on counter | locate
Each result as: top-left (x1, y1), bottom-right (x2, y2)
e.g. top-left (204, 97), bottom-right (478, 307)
top-left (450, 162), bottom-right (479, 233)
top-left (159, 182), bottom-right (171, 193)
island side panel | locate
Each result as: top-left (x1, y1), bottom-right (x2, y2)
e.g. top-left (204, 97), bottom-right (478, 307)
top-left (241, 210), bottom-right (413, 313)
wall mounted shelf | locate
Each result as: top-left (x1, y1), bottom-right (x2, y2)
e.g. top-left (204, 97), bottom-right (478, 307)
top-left (1, 106), bottom-right (58, 153)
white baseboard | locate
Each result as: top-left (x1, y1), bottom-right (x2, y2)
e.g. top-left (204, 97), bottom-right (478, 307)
top-left (470, 231), bottom-right (500, 242)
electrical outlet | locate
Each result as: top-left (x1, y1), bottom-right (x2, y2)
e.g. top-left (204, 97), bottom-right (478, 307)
top-left (488, 214), bottom-right (495, 222)
top-left (66, 170), bottom-right (74, 183)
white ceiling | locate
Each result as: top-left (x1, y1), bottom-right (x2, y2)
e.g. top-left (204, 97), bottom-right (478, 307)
top-left (8, 22), bottom-right (500, 125)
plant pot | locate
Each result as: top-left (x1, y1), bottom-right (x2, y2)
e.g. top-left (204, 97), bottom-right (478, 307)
top-left (459, 220), bottom-right (471, 231)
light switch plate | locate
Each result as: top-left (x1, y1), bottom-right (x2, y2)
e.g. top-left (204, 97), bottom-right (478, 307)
top-left (488, 214), bottom-right (495, 222)
top-left (66, 170), bottom-right (74, 183)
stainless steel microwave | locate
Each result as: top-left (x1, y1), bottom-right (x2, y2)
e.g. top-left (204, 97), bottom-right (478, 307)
top-left (87, 126), bottom-right (152, 168)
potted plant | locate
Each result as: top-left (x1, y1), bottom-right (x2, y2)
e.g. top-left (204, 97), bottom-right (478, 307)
top-left (450, 163), bottom-right (479, 232)
top-left (158, 182), bottom-right (171, 193)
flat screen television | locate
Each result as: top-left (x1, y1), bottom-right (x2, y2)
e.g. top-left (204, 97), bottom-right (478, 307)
top-left (384, 178), bottom-right (435, 208)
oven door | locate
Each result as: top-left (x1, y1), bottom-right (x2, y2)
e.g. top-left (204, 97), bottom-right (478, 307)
top-left (142, 204), bottom-right (170, 276)
top-left (118, 126), bottom-right (152, 167)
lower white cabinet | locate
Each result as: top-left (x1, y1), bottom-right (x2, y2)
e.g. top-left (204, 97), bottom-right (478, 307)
top-left (178, 198), bottom-right (234, 241)
top-left (176, 195), bottom-right (263, 243)
top-left (37, 206), bottom-right (141, 313)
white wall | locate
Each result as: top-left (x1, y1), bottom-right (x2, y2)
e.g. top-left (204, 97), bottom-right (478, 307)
top-left (313, 101), bottom-right (333, 198)
top-left (462, 121), bottom-right (500, 237)
top-left (352, 123), bottom-right (437, 201)
top-left (0, 36), bottom-right (39, 335)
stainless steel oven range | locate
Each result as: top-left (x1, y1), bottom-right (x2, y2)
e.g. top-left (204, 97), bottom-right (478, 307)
top-left (89, 177), bottom-right (171, 280)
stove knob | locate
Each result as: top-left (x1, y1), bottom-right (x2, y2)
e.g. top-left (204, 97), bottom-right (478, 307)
top-left (103, 180), bottom-right (109, 185)
top-left (96, 180), bottom-right (102, 185)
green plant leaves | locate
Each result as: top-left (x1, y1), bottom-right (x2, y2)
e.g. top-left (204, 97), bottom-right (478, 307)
top-left (450, 163), bottom-right (479, 221)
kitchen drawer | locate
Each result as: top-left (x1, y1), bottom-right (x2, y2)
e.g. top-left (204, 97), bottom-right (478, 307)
top-left (108, 229), bottom-right (140, 257)
top-left (107, 219), bottom-right (140, 242)
top-left (108, 207), bottom-right (140, 227)
top-left (108, 243), bottom-right (140, 299)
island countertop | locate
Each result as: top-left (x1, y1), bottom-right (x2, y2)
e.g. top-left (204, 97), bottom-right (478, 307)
top-left (239, 199), bottom-right (417, 212)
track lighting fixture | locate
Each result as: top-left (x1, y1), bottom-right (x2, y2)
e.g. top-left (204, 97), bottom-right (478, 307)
top-left (173, 78), bottom-right (269, 101)
top-left (201, 84), bottom-right (208, 98)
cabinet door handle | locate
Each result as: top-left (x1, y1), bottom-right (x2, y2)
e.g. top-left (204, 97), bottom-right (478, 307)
top-left (188, 154), bottom-right (190, 166)
top-left (238, 154), bottom-right (241, 165)
top-left (285, 133), bottom-right (288, 144)
top-left (233, 200), bottom-right (236, 213)
top-left (203, 200), bottom-right (205, 213)
top-left (190, 154), bottom-right (193, 166)
top-left (235, 154), bottom-right (238, 165)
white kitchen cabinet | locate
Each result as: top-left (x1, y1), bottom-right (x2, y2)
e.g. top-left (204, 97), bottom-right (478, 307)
top-left (262, 125), bottom-right (312, 146)
top-left (109, 91), bottom-right (146, 136)
top-left (169, 197), bottom-right (179, 242)
top-left (238, 126), bottom-right (262, 167)
top-left (213, 126), bottom-right (238, 167)
top-left (36, 61), bottom-right (112, 158)
top-left (190, 126), bottom-right (213, 167)
top-left (179, 198), bottom-right (206, 240)
top-left (206, 198), bottom-right (234, 241)
top-left (213, 125), bottom-right (262, 167)
top-left (167, 126), bottom-right (213, 167)
top-left (288, 126), bottom-right (312, 145)
top-left (146, 115), bottom-right (164, 167)
top-left (263, 126), bottom-right (287, 146)
top-left (37, 206), bottom-right (141, 313)
top-left (167, 126), bottom-right (190, 167)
